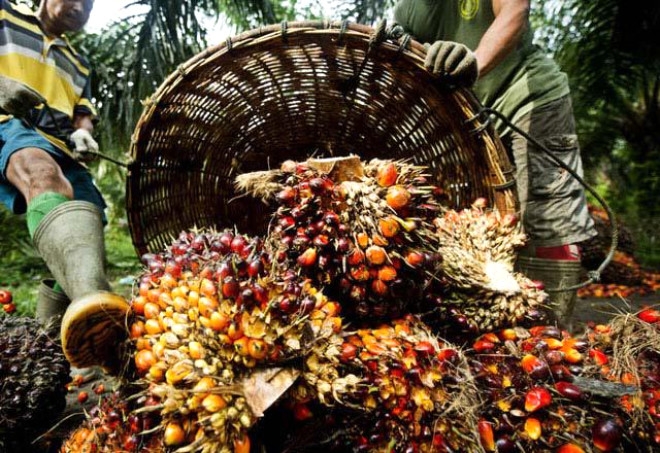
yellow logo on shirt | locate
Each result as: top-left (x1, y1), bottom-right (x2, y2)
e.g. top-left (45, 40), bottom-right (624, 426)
top-left (460, 0), bottom-right (479, 20)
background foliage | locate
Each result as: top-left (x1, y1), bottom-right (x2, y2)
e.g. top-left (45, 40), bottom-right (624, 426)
top-left (2, 0), bottom-right (659, 313)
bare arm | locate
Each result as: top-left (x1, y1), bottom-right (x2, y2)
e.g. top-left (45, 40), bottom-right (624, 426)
top-left (473, 0), bottom-right (530, 78)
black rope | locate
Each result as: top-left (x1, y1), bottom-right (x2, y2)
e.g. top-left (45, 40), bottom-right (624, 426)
top-left (466, 107), bottom-right (618, 292)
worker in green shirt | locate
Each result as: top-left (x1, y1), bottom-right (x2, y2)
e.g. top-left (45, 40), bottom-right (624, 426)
top-left (394, 0), bottom-right (597, 329)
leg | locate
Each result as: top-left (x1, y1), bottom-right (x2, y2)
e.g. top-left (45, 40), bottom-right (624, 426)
top-left (6, 146), bottom-right (73, 202)
top-left (510, 96), bottom-right (597, 331)
top-left (4, 143), bottom-right (127, 372)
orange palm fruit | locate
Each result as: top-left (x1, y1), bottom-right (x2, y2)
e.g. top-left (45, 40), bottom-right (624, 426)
top-left (524, 417), bottom-right (542, 440)
top-left (386, 185), bottom-right (411, 210)
top-left (376, 162), bottom-right (398, 187)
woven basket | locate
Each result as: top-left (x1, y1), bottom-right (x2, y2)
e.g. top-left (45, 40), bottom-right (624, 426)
top-left (127, 21), bottom-right (516, 256)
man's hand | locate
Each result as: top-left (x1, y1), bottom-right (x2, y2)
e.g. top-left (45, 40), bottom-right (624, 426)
top-left (424, 41), bottom-right (479, 87)
top-left (0, 75), bottom-right (45, 118)
top-left (69, 128), bottom-right (99, 162)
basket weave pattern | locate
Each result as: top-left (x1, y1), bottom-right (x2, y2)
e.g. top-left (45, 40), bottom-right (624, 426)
top-left (127, 21), bottom-right (516, 256)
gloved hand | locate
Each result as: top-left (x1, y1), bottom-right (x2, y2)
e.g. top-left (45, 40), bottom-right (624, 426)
top-left (0, 75), bottom-right (45, 118)
top-left (424, 41), bottom-right (479, 87)
top-left (69, 128), bottom-right (99, 162)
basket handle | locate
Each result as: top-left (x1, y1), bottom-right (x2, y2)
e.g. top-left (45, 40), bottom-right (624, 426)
top-left (467, 107), bottom-right (618, 292)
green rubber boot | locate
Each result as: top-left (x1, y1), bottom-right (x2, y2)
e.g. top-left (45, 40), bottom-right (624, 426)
top-left (35, 279), bottom-right (70, 327)
top-left (32, 201), bottom-right (129, 373)
top-left (516, 255), bottom-right (582, 332)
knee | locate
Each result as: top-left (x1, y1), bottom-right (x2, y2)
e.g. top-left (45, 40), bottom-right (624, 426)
top-left (7, 149), bottom-right (74, 200)
top-left (30, 161), bottom-right (73, 196)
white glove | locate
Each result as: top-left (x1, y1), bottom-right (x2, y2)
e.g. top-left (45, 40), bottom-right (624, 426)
top-left (69, 128), bottom-right (99, 162)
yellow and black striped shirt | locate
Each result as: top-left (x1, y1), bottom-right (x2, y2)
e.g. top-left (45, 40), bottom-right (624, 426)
top-left (0, 0), bottom-right (96, 152)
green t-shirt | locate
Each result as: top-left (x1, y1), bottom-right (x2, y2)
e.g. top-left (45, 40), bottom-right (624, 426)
top-left (394, 0), bottom-right (570, 136)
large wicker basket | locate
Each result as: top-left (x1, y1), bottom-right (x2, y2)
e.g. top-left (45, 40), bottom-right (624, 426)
top-left (127, 21), bottom-right (516, 256)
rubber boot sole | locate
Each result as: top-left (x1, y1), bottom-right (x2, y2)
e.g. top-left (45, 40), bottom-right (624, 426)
top-left (61, 291), bottom-right (129, 374)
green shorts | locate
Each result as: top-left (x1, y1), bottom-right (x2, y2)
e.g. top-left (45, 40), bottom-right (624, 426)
top-left (504, 95), bottom-right (596, 247)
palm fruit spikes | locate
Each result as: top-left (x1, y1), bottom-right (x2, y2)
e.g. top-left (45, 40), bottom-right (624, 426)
top-left (0, 316), bottom-right (70, 452)
top-left (60, 390), bottom-right (162, 452)
top-left (126, 228), bottom-right (343, 452)
top-left (431, 202), bottom-right (548, 332)
top-left (235, 156), bottom-right (444, 321)
top-left (297, 314), bottom-right (482, 452)
top-left (466, 323), bottom-right (646, 452)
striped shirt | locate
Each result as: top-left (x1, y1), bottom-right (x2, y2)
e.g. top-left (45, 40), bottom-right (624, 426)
top-left (0, 0), bottom-right (96, 153)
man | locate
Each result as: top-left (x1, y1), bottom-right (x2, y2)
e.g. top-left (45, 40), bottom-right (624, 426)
top-left (0, 0), bottom-right (128, 372)
top-left (394, 0), bottom-right (597, 329)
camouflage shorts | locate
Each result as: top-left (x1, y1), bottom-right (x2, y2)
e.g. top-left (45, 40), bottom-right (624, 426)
top-left (504, 95), bottom-right (597, 247)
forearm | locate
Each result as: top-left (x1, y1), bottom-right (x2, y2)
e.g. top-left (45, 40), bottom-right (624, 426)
top-left (474, 0), bottom-right (530, 78)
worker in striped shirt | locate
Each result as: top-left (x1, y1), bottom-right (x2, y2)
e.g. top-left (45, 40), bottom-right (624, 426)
top-left (0, 0), bottom-right (128, 376)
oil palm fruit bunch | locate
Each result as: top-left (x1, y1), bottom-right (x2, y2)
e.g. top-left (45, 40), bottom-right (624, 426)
top-left (60, 389), bottom-right (162, 452)
top-left (468, 324), bottom-right (638, 452)
top-left (294, 314), bottom-right (481, 452)
top-left (431, 200), bottom-right (547, 332)
top-left (126, 228), bottom-right (343, 452)
top-left (235, 156), bottom-right (444, 321)
top-left (583, 309), bottom-right (660, 450)
top-left (0, 315), bottom-right (70, 452)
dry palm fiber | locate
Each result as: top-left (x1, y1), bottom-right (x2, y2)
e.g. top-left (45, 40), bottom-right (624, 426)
top-left (431, 202), bottom-right (548, 333)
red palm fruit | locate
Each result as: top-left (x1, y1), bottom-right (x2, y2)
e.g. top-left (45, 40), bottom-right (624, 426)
top-left (550, 364), bottom-right (573, 381)
top-left (524, 387), bottom-right (552, 412)
top-left (478, 419), bottom-right (496, 452)
top-left (292, 402), bottom-right (314, 421)
top-left (473, 340), bottom-right (496, 353)
top-left (340, 342), bottom-right (358, 362)
top-left (521, 354), bottom-right (550, 380)
top-left (545, 350), bottom-right (565, 365)
top-left (557, 444), bottom-right (585, 453)
top-left (276, 186), bottom-right (296, 205)
top-left (312, 234), bottom-right (330, 248)
top-left (365, 245), bottom-right (387, 265)
top-left (480, 332), bottom-right (500, 343)
top-left (297, 248), bottom-right (318, 267)
top-left (376, 162), bottom-right (398, 187)
top-left (350, 265), bottom-right (370, 281)
top-left (222, 277), bottom-right (240, 299)
top-left (378, 216), bottom-right (400, 238)
top-left (638, 307), bottom-right (660, 324)
top-left (555, 381), bottom-right (583, 400)
top-left (233, 434), bottom-right (251, 453)
top-left (524, 417), bottom-right (542, 440)
top-left (347, 248), bottom-right (365, 266)
top-left (386, 185), bottom-right (411, 210)
top-left (371, 279), bottom-right (388, 296)
top-left (404, 250), bottom-right (425, 267)
top-left (588, 348), bottom-right (609, 366)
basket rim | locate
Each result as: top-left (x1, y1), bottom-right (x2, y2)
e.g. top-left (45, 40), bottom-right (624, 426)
top-left (130, 20), bottom-right (490, 150)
